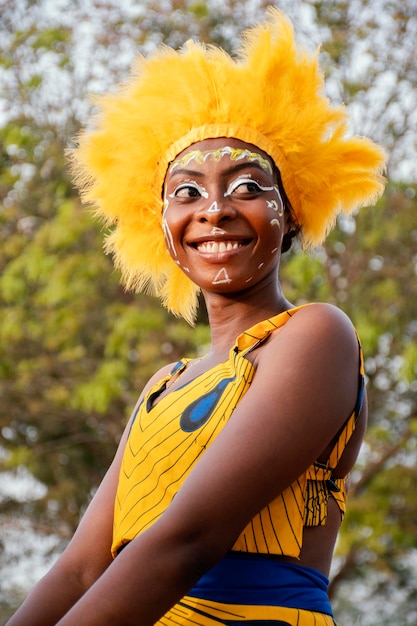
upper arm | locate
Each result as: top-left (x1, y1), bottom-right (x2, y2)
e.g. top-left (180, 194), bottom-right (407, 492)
top-left (157, 304), bottom-right (362, 554)
top-left (56, 362), bottom-right (177, 587)
top-left (56, 416), bottom-right (132, 587)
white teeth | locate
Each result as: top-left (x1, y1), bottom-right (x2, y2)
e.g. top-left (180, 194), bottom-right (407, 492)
top-left (196, 241), bottom-right (242, 254)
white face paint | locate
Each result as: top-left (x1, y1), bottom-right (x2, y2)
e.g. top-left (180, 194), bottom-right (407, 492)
top-left (169, 147), bottom-right (273, 176)
top-left (162, 198), bottom-right (177, 257)
top-left (270, 218), bottom-right (281, 229)
top-left (224, 175), bottom-right (277, 198)
top-left (207, 201), bottom-right (220, 213)
top-left (210, 227), bottom-right (227, 235)
top-left (212, 268), bottom-right (232, 284)
top-left (168, 180), bottom-right (209, 199)
top-left (267, 188), bottom-right (285, 215)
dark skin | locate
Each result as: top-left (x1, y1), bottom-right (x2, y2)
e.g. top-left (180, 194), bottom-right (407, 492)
top-left (7, 137), bottom-right (367, 626)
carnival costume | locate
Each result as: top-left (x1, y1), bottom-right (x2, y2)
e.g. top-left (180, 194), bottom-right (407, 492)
top-left (113, 305), bottom-right (364, 624)
top-left (70, 8), bottom-right (386, 625)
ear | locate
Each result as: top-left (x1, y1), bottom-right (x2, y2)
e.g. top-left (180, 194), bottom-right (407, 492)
top-left (281, 211), bottom-right (301, 253)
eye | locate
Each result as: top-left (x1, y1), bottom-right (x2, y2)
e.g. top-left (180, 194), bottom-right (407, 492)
top-left (169, 181), bottom-right (208, 199)
top-left (225, 177), bottom-right (272, 197)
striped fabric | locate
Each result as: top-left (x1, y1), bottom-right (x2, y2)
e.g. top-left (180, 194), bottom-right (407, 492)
top-left (159, 597), bottom-right (337, 625)
top-left (112, 304), bottom-right (363, 561)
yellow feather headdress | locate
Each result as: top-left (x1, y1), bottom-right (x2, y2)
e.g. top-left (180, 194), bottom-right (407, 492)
top-left (70, 8), bottom-right (386, 324)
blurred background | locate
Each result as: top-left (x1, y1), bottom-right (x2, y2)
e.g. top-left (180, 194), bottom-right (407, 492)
top-left (0, 0), bottom-right (416, 623)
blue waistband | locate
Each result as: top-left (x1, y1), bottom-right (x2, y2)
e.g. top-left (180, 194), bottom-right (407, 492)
top-left (188, 552), bottom-right (333, 615)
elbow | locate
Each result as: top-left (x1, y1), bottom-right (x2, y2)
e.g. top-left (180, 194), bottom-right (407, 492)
top-left (146, 515), bottom-right (234, 587)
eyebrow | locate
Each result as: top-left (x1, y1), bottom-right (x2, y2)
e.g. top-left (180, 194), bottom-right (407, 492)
top-left (168, 160), bottom-right (270, 179)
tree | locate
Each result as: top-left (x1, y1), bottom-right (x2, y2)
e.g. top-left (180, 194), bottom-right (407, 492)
top-left (1, 1), bottom-right (416, 622)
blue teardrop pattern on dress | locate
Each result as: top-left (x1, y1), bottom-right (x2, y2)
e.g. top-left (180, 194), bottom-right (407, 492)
top-left (180, 375), bottom-right (235, 432)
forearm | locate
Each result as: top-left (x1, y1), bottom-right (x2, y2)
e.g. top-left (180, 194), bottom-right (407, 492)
top-left (6, 565), bottom-right (87, 626)
top-left (56, 525), bottom-right (218, 626)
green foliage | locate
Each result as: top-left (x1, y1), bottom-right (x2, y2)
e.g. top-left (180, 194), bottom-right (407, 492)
top-left (281, 247), bottom-right (330, 304)
top-left (188, 2), bottom-right (209, 19)
top-left (32, 27), bottom-right (70, 50)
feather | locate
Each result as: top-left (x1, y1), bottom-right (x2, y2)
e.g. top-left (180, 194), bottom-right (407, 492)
top-left (69, 8), bottom-right (387, 323)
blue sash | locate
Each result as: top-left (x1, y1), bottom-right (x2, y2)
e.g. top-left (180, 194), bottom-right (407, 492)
top-left (187, 552), bottom-right (333, 615)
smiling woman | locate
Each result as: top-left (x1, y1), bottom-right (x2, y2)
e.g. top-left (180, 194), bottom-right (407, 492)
top-left (7, 8), bottom-right (386, 626)
top-left (161, 138), bottom-right (289, 297)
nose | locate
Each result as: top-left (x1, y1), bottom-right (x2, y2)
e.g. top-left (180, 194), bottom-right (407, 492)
top-left (196, 197), bottom-right (237, 224)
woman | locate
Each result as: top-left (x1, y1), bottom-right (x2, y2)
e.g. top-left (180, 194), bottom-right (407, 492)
top-left (8, 9), bottom-right (386, 626)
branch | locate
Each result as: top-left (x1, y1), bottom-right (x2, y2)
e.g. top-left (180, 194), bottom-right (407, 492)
top-left (351, 425), bottom-right (413, 497)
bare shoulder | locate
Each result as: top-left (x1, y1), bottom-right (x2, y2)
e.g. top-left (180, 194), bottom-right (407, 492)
top-left (288, 302), bottom-right (357, 338)
top-left (265, 302), bottom-right (359, 364)
top-left (253, 302), bottom-right (361, 437)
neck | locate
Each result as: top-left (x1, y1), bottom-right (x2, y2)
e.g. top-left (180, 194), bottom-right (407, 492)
top-left (202, 283), bottom-right (292, 353)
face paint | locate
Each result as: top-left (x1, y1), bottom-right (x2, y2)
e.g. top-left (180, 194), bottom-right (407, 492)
top-left (258, 263), bottom-right (264, 269)
top-left (267, 199), bottom-right (279, 211)
top-left (212, 268), bottom-right (232, 284)
top-left (271, 247), bottom-right (279, 254)
top-left (168, 180), bottom-right (209, 199)
top-left (162, 198), bottom-right (178, 257)
top-left (267, 186), bottom-right (285, 214)
top-left (210, 227), bottom-right (227, 235)
top-left (270, 218), bottom-right (281, 229)
top-left (207, 201), bottom-right (220, 213)
top-left (169, 146), bottom-right (273, 175)
top-left (224, 175), bottom-right (276, 198)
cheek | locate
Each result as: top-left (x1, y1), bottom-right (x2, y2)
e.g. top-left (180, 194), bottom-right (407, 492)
top-left (254, 202), bottom-right (284, 258)
top-left (162, 199), bottom-right (180, 259)
top-left (266, 187), bottom-right (285, 216)
top-left (264, 188), bottom-right (285, 250)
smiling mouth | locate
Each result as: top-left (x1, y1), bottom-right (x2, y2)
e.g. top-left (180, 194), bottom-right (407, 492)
top-left (192, 240), bottom-right (248, 254)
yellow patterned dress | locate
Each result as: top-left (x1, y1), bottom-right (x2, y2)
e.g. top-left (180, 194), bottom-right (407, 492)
top-left (112, 305), bottom-right (364, 625)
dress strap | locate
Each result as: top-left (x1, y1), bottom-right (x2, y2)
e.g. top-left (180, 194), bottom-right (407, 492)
top-left (234, 303), bottom-right (313, 354)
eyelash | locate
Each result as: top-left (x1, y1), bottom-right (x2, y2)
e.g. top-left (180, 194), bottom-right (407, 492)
top-left (224, 177), bottom-right (266, 197)
top-left (169, 177), bottom-right (270, 200)
top-left (169, 182), bottom-right (209, 199)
